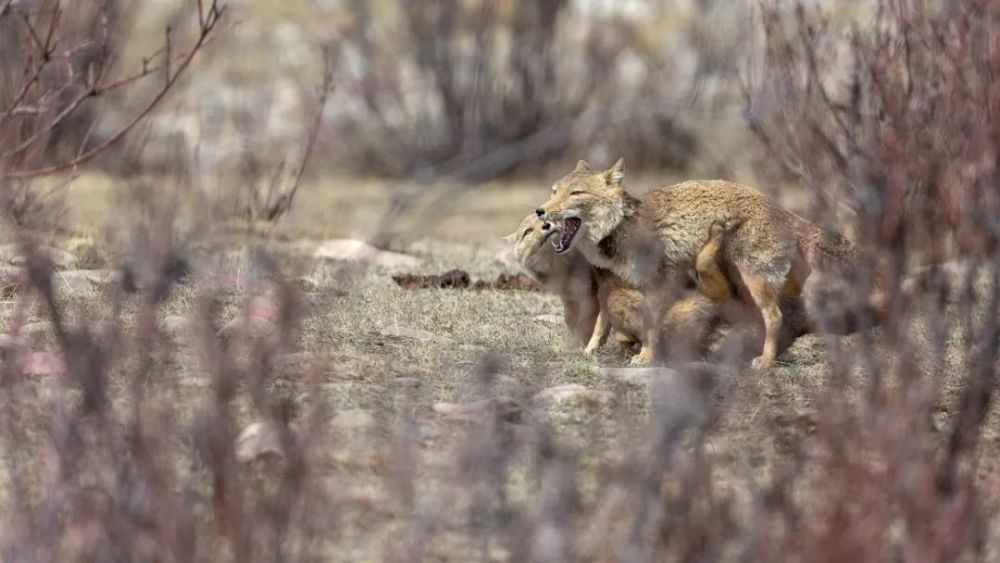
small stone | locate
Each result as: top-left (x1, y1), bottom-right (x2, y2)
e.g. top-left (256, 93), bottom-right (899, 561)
top-left (331, 409), bottom-right (378, 432)
top-left (314, 239), bottom-right (420, 271)
top-left (600, 366), bottom-right (678, 387)
top-left (378, 326), bottom-right (452, 344)
top-left (432, 397), bottom-right (522, 423)
top-left (0, 244), bottom-right (76, 269)
top-left (18, 321), bottom-right (51, 339)
top-left (236, 421), bottom-right (289, 463)
top-left (219, 316), bottom-right (277, 341)
top-left (534, 384), bottom-right (612, 409)
top-left (22, 351), bottom-right (65, 377)
top-left (534, 314), bottom-right (563, 324)
top-left (161, 315), bottom-right (190, 336)
top-left (247, 295), bottom-right (278, 322)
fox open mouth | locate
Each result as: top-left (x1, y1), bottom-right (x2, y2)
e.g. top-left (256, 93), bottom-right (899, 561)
top-left (552, 217), bottom-right (581, 254)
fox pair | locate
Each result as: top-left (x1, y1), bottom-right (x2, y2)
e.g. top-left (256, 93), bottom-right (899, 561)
top-left (508, 211), bottom-right (809, 364)
top-left (515, 158), bottom-right (857, 367)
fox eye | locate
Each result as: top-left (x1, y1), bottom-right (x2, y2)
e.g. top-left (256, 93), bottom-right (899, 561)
top-left (521, 228), bottom-right (532, 239)
top-left (570, 190), bottom-right (584, 195)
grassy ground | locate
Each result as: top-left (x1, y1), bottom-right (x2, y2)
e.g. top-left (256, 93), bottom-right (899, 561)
top-left (10, 171), bottom-right (999, 560)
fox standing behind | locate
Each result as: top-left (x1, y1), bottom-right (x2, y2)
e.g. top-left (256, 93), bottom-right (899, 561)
top-left (505, 213), bottom-right (812, 363)
top-left (535, 158), bottom-right (856, 368)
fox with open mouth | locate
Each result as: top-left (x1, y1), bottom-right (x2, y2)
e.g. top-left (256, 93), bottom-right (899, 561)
top-left (535, 158), bottom-right (857, 368)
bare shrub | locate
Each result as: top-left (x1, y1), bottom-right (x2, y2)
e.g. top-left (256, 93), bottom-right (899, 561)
top-left (325, 1), bottom-right (747, 180)
top-left (0, 0), bottom-right (225, 182)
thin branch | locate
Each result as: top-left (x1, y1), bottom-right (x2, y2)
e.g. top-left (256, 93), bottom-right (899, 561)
top-left (3, 2), bottom-right (228, 178)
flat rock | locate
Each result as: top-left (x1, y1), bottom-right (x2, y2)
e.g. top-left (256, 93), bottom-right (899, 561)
top-left (161, 315), bottom-right (190, 336)
top-left (378, 326), bottom-right (452, 344)
top-left (219, 315), bottom-right (277, 341)
top-left (534, 384), bottom-right (612, 409)
top-left (313, 239), bottom-right (420, 270)
top-left (0, 244), bottom-right (76, 269)
top-left (600, 366), bottom-right (679, 387)
top-left (331, 409), bottom-right (378, 432)
top-left (236, 421), bottom-right (290, 463)
top-left (18, 321), bottom-right (51, 339)
top-left (393, 376), bottom-right (422, 389)
top-left (432, 397), bottom-right (522, 423)
top-left (22, 351), bottom-right (65, 377)
top-left (52, 269), bottom-right (116, 294)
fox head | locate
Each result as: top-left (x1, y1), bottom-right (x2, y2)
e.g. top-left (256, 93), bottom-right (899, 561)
top-left (535, 158), bottom-right (627, 255)
top-left (503, 213), bottom-right (559, 280)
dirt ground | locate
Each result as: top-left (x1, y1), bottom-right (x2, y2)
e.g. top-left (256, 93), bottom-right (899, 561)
top-left (10, 171), bottom-right (1000, 560)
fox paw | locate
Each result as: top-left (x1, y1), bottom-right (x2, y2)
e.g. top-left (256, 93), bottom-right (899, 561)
top-left (584, 343), bottom-right (599, 356)
top-left (630, 349), bottom-right (654, 366)
top-left (750, 355), bottom-right (772, 371)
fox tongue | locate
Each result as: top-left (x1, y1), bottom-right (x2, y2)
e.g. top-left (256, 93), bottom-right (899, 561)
top-left (553, 218), bottom-right (580, 254)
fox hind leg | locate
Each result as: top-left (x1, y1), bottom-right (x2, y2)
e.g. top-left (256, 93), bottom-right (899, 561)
top-left (738, 268), bottom-right (785, 370)
top-left (695, 220), bottom-right (737, 301)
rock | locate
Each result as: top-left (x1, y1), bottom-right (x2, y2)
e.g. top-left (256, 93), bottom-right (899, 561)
top-left (236, 421), bottom-right (290, 463)
top-left (161, 315), bottom-right (190, 337)
top-left (493, 246), bottom-right (520, 271)
top-left (22, 351), bottom-right (65, 377)
top-left (378, 326), bottom-right (453, 344)
top-left (51, 269), bottom-right (116, 294)
top-left (292, 275), bottom-right (321, 292)
top-left (331, 409), bottom-right (378, 432)
top-left (178, 376), bottom-right (211, 388)
top-left (534, 314), bottom-right (563, 324)
top-left (313, 239), bottom-right (420, 271)
top-left (0, 244), bottom-right (76, 269)
top-left (600, 366), bottom-right (679, 387)
top-left (432, 397), bottom-right (522, 423)
top-left (247, 295), bottom-right (278, 322)
top-left (534, 384), bottom-right (612, 409)
top-left (274, 352), bottom-right (309, 369)
top-left (393, 376), bottom-right (422, 389)
top-left (219, 315), bottom-right (277, 341)
top-left (18, 321), bottom-right (51, 339)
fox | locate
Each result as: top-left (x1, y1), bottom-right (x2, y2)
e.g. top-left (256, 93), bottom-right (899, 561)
top-left (505, 213), bottom-right (718, 358)
top-left (535, 158), bottom-right (856, 368)
top-left (506, 213), bottom-right (812, 363)
top-left (504, 214), bottom-right (600, 346)
top-left (586, 219), bottom-right (812, 363)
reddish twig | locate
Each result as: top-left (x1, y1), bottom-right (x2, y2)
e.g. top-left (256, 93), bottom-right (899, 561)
top-left (2, 0), bottom-right (227, 179)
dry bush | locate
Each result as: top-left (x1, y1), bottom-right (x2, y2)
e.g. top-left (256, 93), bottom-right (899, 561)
top-left (2, 1), bottom-right (1000, 561)
top-left (325, 0), bottom-right (747, 180)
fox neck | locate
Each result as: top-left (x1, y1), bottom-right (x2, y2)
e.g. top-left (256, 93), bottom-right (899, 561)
top-left (576, 192), bottom-right (642, 283)
top-left (585, 190), bottom-right (637, 244)
top-left (521, 246), bottom-right (562, 290)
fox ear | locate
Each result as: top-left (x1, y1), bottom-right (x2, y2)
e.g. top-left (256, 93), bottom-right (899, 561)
top-left (605, 157), bottom-right (625, 187)
top-left (574, 160), bottom-right (591, 173)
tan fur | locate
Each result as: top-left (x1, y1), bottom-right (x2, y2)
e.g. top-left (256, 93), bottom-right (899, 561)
top-left (505, 214), bottom-right (599, 346)
top-left (536, 158), bottom-right (856, 368)
top-left (597, 253), bottom-right (813, 364)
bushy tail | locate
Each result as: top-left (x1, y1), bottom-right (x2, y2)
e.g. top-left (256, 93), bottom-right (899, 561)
top-left (798, 221), bottom-right (857, 269)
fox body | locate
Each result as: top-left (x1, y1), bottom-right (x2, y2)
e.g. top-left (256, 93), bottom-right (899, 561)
top-left (506, 213), bottom-right (812, 364)
top-left (536, 159), bottom-right (855, 367)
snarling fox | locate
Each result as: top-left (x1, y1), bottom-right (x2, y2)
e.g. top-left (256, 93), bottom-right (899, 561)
top-left (535, 158), bottom-right (856, 368)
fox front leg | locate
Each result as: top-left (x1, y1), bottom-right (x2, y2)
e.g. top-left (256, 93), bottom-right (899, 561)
top-left (584, 310), bottom-right (611, 355)
top-left (634, 271), bottom-right (688, 366)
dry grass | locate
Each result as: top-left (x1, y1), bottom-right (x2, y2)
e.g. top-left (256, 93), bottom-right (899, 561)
top-left (11, 170), bottom-right (978, 561)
